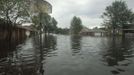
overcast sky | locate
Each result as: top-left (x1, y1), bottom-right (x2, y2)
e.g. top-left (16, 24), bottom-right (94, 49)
top-left (48, 0), bottom-right (134, 28)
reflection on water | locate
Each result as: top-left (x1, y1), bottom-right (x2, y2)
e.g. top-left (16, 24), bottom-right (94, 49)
top-left (0, 38), bottom-right (25, 59)
top-left (0, 34), bottom-right (57, 75)
top-left (71, 35), bottom-right (82, 55)
top-left (0, 35), bottom-right (134, 75)
top-left (33, 34), bottom-right (57, 75)
top-left (101, 37), bottom-right (134, 74)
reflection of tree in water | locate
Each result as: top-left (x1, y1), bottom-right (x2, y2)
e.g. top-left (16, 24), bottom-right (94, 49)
top-left (0, 37), bottom-right (25, 58)
top-left (102, 37), bottom-right (134, 74)
top-left (42, 34), bottom-right (57, 50)
top-left (0, 37), bottom-right (27, 75)
top-left (33, 34), bottom-right (57, 56)
top-left (71, 35), bottom-right (82, 56)
top-left (33, 34), bottom-right (57, 75)
top-left (0, 35), bottom-right (57, 75)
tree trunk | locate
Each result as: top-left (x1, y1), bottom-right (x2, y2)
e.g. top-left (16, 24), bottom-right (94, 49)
top-left (113, 27), bottom-right (116, 36)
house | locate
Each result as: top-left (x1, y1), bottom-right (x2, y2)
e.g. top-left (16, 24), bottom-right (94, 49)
top-left (79, 26), bottom-right (106, 36)
top-left (0, 23), bottom-right (37, 40)
top-left (123, 24), bottom-right (134, 37)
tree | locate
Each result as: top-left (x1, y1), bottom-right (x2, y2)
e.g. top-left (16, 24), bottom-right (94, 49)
top-left (51, 17), bottom-right (58, 33)
top-left (41, 13), bottom-right (51, 33)
top-left (31, 12), bottom-right (57, 34)
top-left (101, 0), bottom-right (134, 35)
top-left (0, 0), bottom-right (30, 41)
top-left (70, 16), bottom-right (83, 34)
top-left (0, 0), bottom-right (29, 25)
top-left (31, 15), bottom-right (40, 30)
top-left (30, 0), bottom-right (53, 34)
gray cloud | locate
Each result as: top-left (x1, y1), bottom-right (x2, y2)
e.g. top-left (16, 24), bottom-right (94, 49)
top-left (48, 0), bottom-right (134, 28)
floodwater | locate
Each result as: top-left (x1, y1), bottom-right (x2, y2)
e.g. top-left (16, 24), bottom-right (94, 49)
top-left (0, 34), bottom-right (134, 75)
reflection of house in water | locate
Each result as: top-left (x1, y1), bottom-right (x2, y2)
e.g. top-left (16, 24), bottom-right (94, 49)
top-left (0, 0), bottom-right (53, 74)
top-left (79, 27), bottom-right (106, 36)
top-left (0, 39), bottom-right (24, 59)
top-left (0, 34), bottom-right (57, 75)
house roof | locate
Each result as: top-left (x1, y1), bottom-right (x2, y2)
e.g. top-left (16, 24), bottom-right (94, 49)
top-left (80, 26), bottom-right (92, 32)
top-left (16, 25), bottom-right (37, 32)
top-left (80, 26), bottom-right (106, 33)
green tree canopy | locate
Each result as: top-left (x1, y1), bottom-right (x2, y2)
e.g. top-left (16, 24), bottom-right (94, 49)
top-left (70, 16), bottom-right (83, 34)
top-left (102, 0), bottom-right (134, 29)
top-left (51, 17), bottom-right (58, 32)
top-left (0, 0), bottom-right (30, 25)
top-left (32, 13), bottom-right (58, 33)
top-left (32, 13), bottom-right (51, 32)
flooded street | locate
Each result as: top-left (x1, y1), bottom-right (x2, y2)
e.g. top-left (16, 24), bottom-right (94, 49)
top-left (0, 35), bottom-right (134, 75)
